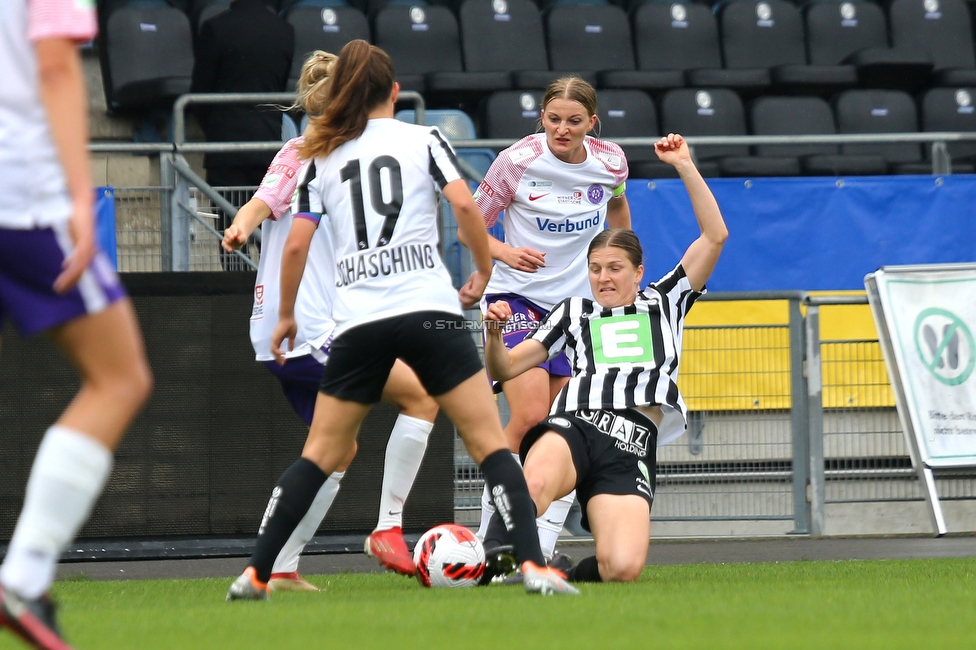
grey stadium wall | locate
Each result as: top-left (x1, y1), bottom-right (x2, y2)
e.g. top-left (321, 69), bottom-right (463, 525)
top-left (0, 273), bottom-right (454, 552)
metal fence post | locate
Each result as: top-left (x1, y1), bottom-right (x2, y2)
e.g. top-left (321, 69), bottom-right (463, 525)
top-left (805, 304), bottom-right (826, 535)
top-left (159, 153), bottom-right (174, 270)
top-left (164, 153), bottom-right (191, 272)
top-left (789, 297), bottom-right (811, 534)
top-left (931, 141), bottom-right (951, 176)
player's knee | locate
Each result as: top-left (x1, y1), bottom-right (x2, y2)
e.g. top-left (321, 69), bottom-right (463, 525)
top-left (110, 356), bottom-right (153, 410)
top-left (597, 553), bottom-right (644, 583)
top-left (132, 358), bottom-right (154, 406)
top-left (337, 440), bottom-right (358, 472)
top-left (512, 404), bottom-right (550, 431)
top-left (524, 473), bottom-right (548, 511)
top-left (400, 392), bottom-right (438, 423)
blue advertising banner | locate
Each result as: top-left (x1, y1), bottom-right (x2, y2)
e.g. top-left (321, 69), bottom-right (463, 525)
top-left (95, 186), bottom-right (117, 270)
top-left (628, 175), bottom-right (976, 291)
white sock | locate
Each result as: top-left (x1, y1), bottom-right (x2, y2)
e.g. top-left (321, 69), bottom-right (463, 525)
top-left (537, 491), bottom-right (575, 560)
top-left (374, 415), bottom-right (432, 531)
top-left (476, 452), bottom-right (520, 540)
top-left (271, 471), bottom-right (344, 575)
top-left (0, 426), bottom-right (112, 599)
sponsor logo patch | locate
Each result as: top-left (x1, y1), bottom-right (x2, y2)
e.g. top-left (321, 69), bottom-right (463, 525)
top-left (509, 147), bottom-right (535, 164)
top-left (556, 191), bottom-right (583, 205)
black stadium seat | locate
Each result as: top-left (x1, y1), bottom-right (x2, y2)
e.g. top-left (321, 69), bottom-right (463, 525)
top-left (624, 2), bottom-right (718, 91)
top-left (662, 88), bottom-right (780, 177)
top-left (457, 0), bottom-right (550, 90)
top-left (593, 90), bottom-right (662, 176)
top-left (805, 1), bottom-right (933, 91)
top-left (708, 0), bottom-right (856, 94)
top-left (543, 4), bottom-right (633, 88)
top-left (372, 4), bottom-right (509, 94)
top-left (661, 88), bottom-right (747, 159)
top-left (750, 96), bottom-right (888, 176)
top-left (102, 3), bottom-right (195, 110)
top-left (835, 89), bottom-right (927, 173)
top-left (286, 5), bottom-right (369, 88)
top-left (921, 87), bottom-right (976, 164)
top-left (889, 0), bottom-right (976, 86)
top-left (480, 90), bottom-right (544, 139)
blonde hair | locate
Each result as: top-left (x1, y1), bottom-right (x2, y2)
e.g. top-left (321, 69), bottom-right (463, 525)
top-left (289, 50), bottom-right (338, 116)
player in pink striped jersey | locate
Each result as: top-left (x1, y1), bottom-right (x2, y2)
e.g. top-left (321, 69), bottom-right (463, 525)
top-left (465, 77), bottom-right (632, 572)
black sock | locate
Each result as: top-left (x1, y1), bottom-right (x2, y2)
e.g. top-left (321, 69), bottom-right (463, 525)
top-left (248, 457), bottom-right (327, 583)
top-left (483, 511), bottom-right (511, 550)
top-left (569, 555), bottom-right (603, 583)
top-left (479, 449), bottom-right (545, 566)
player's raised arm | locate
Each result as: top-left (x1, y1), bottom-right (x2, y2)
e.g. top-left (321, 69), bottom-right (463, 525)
top-left (655, 133), bottom-right (728, 291)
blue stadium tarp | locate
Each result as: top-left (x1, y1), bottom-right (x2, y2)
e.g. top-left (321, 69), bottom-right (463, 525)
top-left (629, 175), bottom-right (976, 292)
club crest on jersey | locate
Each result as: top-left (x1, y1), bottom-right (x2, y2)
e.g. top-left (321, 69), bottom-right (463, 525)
top-left (251, 285), bottom-right (265, 320)
top-left (586, 184), bottom-right (605, 204)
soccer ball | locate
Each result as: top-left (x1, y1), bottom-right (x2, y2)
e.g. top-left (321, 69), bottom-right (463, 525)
top-left (413, 523), bottom-right (486, 588)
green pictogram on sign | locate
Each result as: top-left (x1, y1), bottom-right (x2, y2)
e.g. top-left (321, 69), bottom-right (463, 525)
top-left (913, 308), bottom-right (975, 386)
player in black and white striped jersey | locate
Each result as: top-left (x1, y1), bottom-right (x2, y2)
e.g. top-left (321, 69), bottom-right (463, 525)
top-left (483, 133), bottom-right (728, 583)
top-left (226, 40), bottom-right (577, 599)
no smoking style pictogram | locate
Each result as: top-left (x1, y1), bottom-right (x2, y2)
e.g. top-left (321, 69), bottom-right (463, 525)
top-left (913, 308), bottom-right (975, 386)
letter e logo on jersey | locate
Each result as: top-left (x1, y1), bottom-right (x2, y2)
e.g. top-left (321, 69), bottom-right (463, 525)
top-left (590, 314), bottom-right (654, 366)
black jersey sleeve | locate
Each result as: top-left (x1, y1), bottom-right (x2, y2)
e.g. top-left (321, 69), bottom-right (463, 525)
top-left (427, 127), bottom-right (464, 191)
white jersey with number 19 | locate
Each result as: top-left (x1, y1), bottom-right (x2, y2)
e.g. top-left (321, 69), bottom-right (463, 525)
top-left (295, 119), bottom-right (464, 336)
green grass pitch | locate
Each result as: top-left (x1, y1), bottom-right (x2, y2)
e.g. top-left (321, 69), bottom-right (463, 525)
top-left (2, 558), bottom-right (973, 649)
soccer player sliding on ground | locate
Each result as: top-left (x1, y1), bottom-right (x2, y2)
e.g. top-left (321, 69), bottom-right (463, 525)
top-left (465, 77), bottom-right (631, 563)
top-left (482, 134), bottom-right (728, 583)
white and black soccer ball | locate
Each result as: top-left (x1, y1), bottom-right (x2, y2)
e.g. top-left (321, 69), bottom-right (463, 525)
top-left (413, 524), bottom-right (486, 588)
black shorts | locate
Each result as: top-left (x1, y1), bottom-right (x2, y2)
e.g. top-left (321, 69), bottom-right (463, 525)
top-left (319, 311), bottom-right (485, 404)
top-left (521, 408), bottom-right (658, 532)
